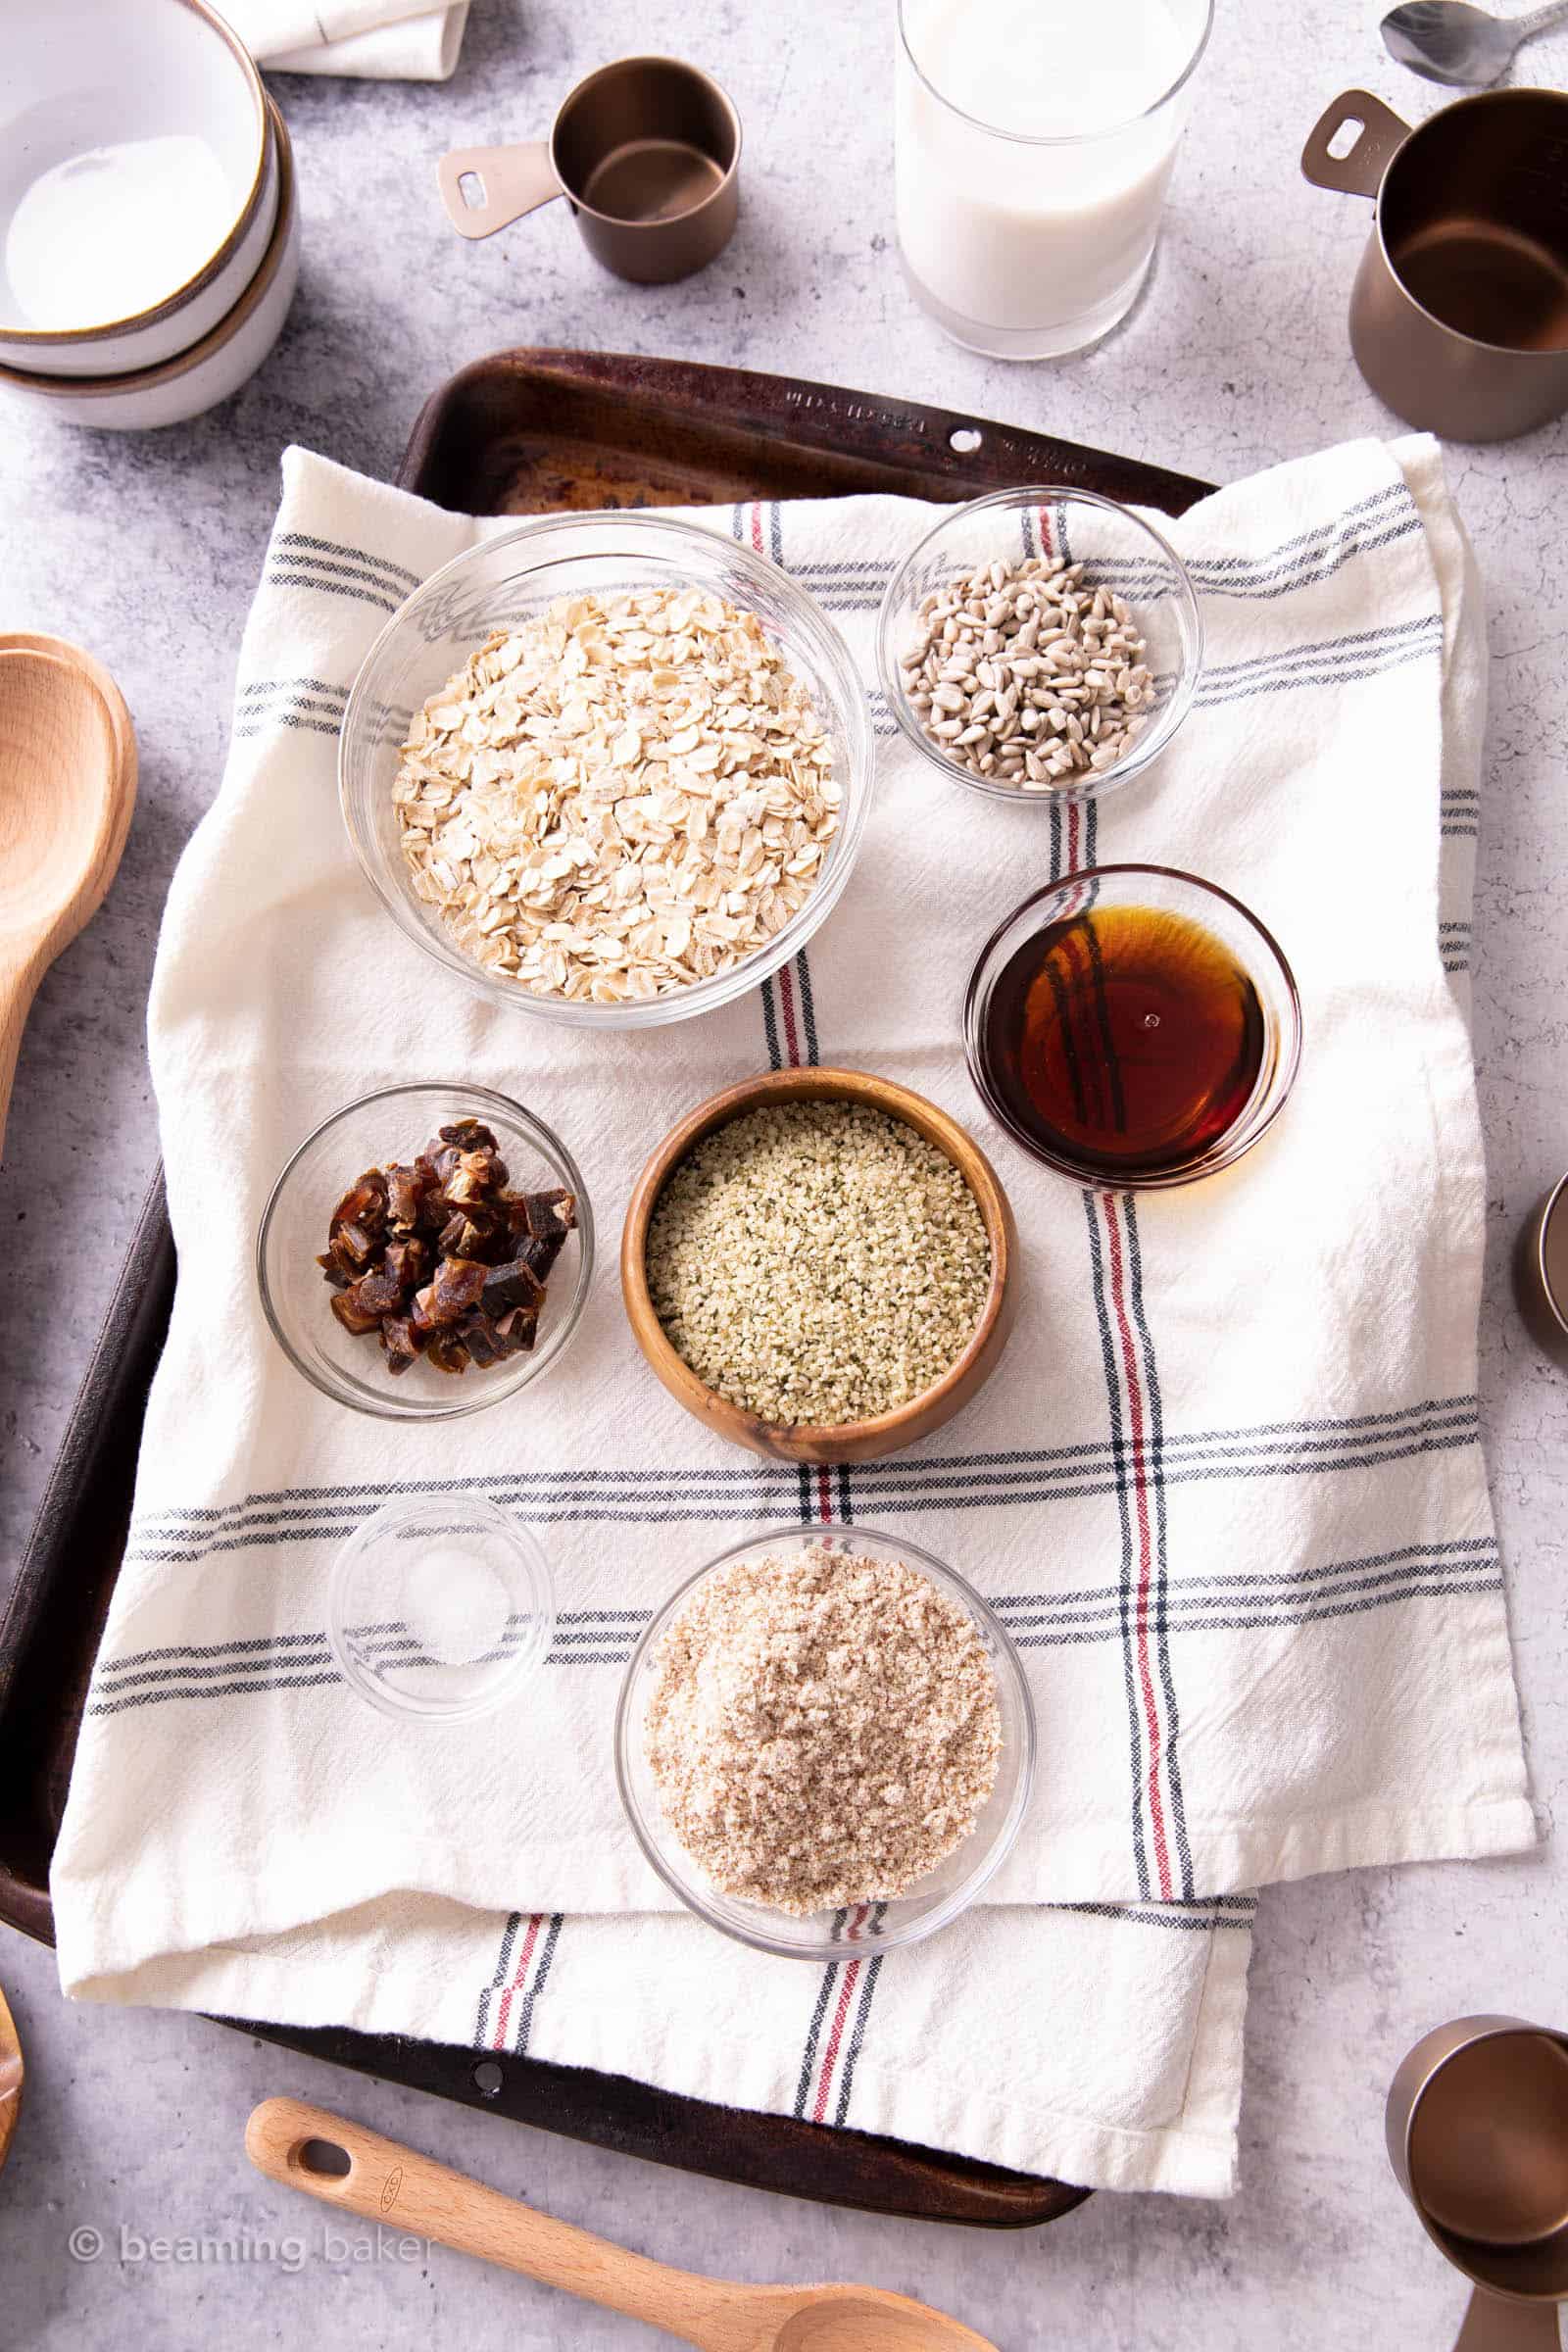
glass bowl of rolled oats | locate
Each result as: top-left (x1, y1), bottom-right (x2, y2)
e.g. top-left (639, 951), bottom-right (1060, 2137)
top-left (876, 485), bottom-right (1202, 805)
top-left (614, 1523), bottom-right (1036, 1959)
top-left (340, 514), bottom-right (874, 1025)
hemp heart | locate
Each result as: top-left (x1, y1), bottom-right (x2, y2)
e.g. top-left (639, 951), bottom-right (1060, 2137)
top-left (644, 1102), bottom-right (993, 1428)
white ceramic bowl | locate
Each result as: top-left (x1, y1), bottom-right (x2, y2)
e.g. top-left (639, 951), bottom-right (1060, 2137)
top-left (0, 0), bottom-right (275, 376)
top-left (0, 98), bottom-right (298, 432)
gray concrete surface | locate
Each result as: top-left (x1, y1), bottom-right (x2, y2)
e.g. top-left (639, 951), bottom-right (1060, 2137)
top-left (2, 0), bottom-right (1566, 2343)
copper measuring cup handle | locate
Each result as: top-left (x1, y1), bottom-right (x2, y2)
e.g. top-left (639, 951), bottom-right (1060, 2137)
top-left (436, 145), bottom-right (561, 240)
top-left (1450, 2291), bottom-right (1563, 2350)
top-left (1300, 88), bottom-right (1410, 198)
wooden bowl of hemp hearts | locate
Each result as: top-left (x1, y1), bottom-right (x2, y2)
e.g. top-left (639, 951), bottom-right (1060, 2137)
top-left (620, 1066), bottom-right (1018, 1464)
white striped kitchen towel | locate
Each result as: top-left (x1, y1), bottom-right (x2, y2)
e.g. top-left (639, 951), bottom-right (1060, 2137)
top-left (49, 434), bottom-right (1533, 2196)
top-left (226, 0), bottom-right (468, 78)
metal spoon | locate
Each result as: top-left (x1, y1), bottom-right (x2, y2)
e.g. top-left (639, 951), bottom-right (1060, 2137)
top-left (1380, 0), bottom-right (1568, 86)
top-left (248, 2098), bottom-right (1001, 2352)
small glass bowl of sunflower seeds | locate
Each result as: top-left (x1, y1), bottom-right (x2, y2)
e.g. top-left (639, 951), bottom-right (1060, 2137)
top-left (876, 485), bottom-right (1202, 806)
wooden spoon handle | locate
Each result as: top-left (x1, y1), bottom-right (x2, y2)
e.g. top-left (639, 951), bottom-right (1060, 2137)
top-left (0, 1984), bottom-right (22, 2173)
top-left (246, 2099), bottom-right (753, 2350)
top-left (0, 942), bottom-right (44, 1163)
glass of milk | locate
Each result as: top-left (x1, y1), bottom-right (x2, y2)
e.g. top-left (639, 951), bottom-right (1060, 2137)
top-left (896, 0), bottom-right (1213, 359)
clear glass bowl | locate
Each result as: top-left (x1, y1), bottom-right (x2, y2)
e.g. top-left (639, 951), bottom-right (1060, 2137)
top-left (964, 863), bottom-right (1302, 1188)
top-left (877, 485), bottom-right (1202, 804)
top-left (257, 1080), bottom-right (594, 1420)
top-left (328, 1494), bottom-right (555, 1723)
top-left (339, 513), bottom-right (876, 1029)
top-left (614, 1523), bottom-right (1036, 1959)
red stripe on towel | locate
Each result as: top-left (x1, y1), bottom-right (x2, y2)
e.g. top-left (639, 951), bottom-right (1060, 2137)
top-left (1102, 1197), bottom-right (1173, 1899)
top-left (811, 1955), bottom-right (865, 2120)
top-left (777, 959), bottom-right (803, 1066)
top-left (491, 1911), bottom-right (542, 2049)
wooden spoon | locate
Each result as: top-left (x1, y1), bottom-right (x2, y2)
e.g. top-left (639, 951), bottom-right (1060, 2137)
top-left (247, 2098), bottom-right (1000, 2352)
top-left (0, 635), bottom-right (137, 1154)
top-left (0, 1984), bottom-right (23, 2173)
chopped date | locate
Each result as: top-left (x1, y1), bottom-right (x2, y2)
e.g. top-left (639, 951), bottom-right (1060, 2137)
top-left (461, 1313), bottom-right (501, 1368)
top-left (384, 1160), bottom-right (432, 1229)
top-left (384, 1236), bottom-right (429, 1290)
top-left (329, 1288), bottom-right (383, 1337)
top-left (527, 1188), bottom-right (576, 1242)
top-left (436, 1203), bottom-right (509, 1261)
top-left (332, 1220), bottom-right (378, 1271)
top-left (354, 1264), bottom-right (409, 1320)
top-left (329, 1170), bottom-right (388, 1238)
top-left (318, 1115), bottom-right (576, 1378)
top-left (380, 1312), bottom-right (422, 1374)
top-left (495, 1303), bottom-right (538, 1352)
top-left (480, 1256), bottom-right (545, 1317)
top-left (424, 1329), bottom-right (471, 1376)
top-left (413, 1255), bottom-right (490, 1330)
top-left (521, 1230), bottom-right (564, 1282)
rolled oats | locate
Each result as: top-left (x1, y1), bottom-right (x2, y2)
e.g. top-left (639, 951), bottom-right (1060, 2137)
top-left (394, 587), bottom-right (840, 1004)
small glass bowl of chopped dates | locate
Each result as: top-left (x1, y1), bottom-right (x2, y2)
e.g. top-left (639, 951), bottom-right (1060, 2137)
top-left (257, 1081), bottom-right (594, 1420)
top-left (614, 1523), bottom-right (1036, 1960)
top-left (876, 485), bottom-right (1203, 806)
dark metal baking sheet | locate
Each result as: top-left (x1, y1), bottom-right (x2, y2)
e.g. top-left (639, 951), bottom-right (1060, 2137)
top-left (0, 350), bottom-right (1212, 2226)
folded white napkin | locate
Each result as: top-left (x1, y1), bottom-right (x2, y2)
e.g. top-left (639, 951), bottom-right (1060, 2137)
top-left (225, 0), bottom-right (468, 79)
top-left (49, 435), bottom-right (1531, 2197)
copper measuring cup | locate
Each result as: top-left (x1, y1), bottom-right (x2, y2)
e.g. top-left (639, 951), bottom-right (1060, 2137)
top-left (1388, 2016), bottom-right (1568, 2349)
top-left (1513, 1167), bottom-right (1568, 1371)
top-left (1301, 88), bottom-right (1568, 442)
top-left (438, 56), bottom-right (740, 285)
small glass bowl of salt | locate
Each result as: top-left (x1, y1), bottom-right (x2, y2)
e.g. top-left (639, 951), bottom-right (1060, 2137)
top-left (327, 1494), bottom-right (554, 1723)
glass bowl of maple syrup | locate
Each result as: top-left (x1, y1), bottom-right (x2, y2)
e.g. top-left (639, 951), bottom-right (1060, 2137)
top-left (965, 865), bottom-right (1302, 1188)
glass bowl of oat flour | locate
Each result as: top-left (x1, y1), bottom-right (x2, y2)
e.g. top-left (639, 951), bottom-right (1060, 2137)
top-left (615, 1524), bottom-right (1035, 1958)
top-left (340, 514), bottom-right (874, 1029)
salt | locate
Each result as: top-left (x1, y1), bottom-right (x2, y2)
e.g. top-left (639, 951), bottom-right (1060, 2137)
top-left (400, 1548), bottom-right (514, 1669)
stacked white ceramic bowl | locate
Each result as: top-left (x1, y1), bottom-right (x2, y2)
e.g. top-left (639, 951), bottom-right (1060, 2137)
top-left (0, 0), bottom-right (300, 429)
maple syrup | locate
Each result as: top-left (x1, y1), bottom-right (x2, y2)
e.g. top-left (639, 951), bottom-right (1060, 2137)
top-left (978, 901), bottom-right (1266, 1177)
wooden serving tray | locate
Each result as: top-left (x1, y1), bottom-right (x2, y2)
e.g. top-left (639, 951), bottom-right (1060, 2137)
top-left (0, 351), bottom-right (1210, 2227)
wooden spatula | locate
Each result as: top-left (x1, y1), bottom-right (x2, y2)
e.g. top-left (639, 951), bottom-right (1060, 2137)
top-left (0, 635), bottom-right (136, 1155)
top-left (247, 2098), bottom-right (1000, 2352)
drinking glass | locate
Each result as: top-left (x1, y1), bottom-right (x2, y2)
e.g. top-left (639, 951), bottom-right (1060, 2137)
top-left (896, 0), bottom-right (1213, 360)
